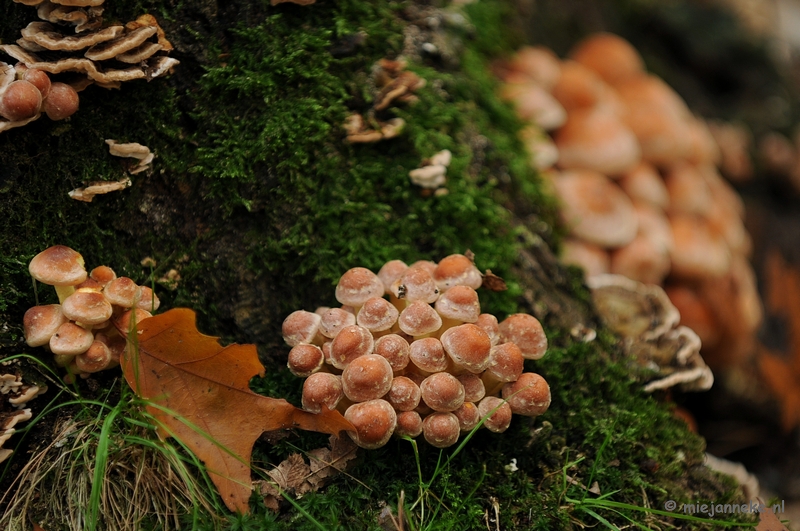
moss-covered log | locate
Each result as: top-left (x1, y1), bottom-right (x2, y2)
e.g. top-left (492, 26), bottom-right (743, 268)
top-left (0, 1), bottom-right (746, 529)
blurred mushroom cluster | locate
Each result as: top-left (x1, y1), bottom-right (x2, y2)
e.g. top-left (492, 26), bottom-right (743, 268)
top-left (282, 255), bottom-right (551, 449)
top-left (497, 33), bottom-right (762, 370)
top-left (1, 360), bottom-right (46, 464)
top-left (0, 0), bottom-right (179, 133)
top-left (22, 245), bottom-right (158, 382)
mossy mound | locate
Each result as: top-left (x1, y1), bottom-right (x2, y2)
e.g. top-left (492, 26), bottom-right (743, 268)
top-left (0, 0), bottom-right (745, 529)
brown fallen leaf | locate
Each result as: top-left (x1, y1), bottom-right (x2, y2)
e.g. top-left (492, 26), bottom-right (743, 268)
top-left (756, 500), bottom-right (790, 531)
top-left (32, 522), bottom-right (46, 531)
top-left (481, 269), bottom-right (508, 292)
top-left (119, 308), bottom-right (353, 514)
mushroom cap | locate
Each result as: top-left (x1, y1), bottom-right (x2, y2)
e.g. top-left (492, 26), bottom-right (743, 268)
top-left (474, 313), bottom-right (500, 346)
top-left (301, 372), bottom-right (343, 413)
top-left (610, 231), bottom-right (671, 286)
top-left (0, 79), bottom-right (42, 121)
top-left (665, 285), bottom-right (720, 348)
top-left (329, 325), bottom-right (374, 369)
top-left (287, 344), bottom-right (325, 377)
top-left (392, 267), bottom-right (440, 303)
top-left (386, 376), bottom-right (422, 411)
top-left (21, 68), bottom-right (51, 99)
top-left (409, 337), bottom-right (449, 373)
top-left (377, 260), bottom-right (408, 294)
top-left (560, 238), bottom-right (611, 279)
top-left (335, 267), bottom-right (384, 307)
top-left (113, 308), bottom-right (152, 332)
top-left (373, 334), bottom-right (410, 373)
top-left (502, 373), bottom-right (551, 417)
top-left (500, 82), bottom-right (567, 130)
top-left (344, 399), bottom-right (397, 449)
top-left (90, 265), bottom-right (117, 285)
top-left (398, 301), bottom-right (443, 337)
top-left (618, 162), bottom-right (670, 211)
top-left (550, 60), bottom-right (622, 113)
top-left (616, 75), bottom-right (694, 166)
top-left (318, 307), bottom-right (356, 339)
top-left (422, 411), bottom-right (461, 448)
top-left (29, 245), bottom-right (87, 286)
top-left (453, 402), bottom-right (481, 432)
top-left (669, 214), bottom-right (731, 279)
top-left (43, 82), bottom-right (79, 121)
top-left (456, 372), bottom-right (486, 403)
top-left (356, 297), bottom-right (399, 332)
top-left (49, 321), bottom-right (94, 356)
top-left (342, 354), bottom-right (394, 402)
top-left (281, 310), bottom-right (321, 347)
top-left (569, 32), bottom-right (645, 86)
top-left (663, 162), bottom-right (712, 216)
top-left (554, 107), bottom-right (641, 176)
top-left (395, 410), bottom-right (424, 438)
top-left (504, 46), bottom-right (562, 90)
top-left (103, 276), bottom-right (140, 308)
top-left (434, 285), bottom-right (481, 323)
top-left (440, 323), bottom-right (492, 373)
top-left (498, 314), bottom-right (547, 360)
top-left (552, 169), bottom-right (638, 248)
top-left (484, 342), bottom-right (525, 383)
top-left (61, 288), bottom-right (113, 325)
top-left (420, 372), bottom-right (465, 412)
top-left (75, 339), bottom-right (112, 373)
top-left (135, 285), bottom-right (160, 312)
top-left (433, 254), bottom-right (482, 291)
top-left (477, 396), bottom-right (513, 433)
top-left (23, 304), bottom-right (67, 347)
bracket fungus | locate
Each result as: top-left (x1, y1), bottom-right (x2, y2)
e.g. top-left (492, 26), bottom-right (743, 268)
top-left (23, 245), bottom-right (158, 381)
top-left (588, 274), bottom-right (713, 393)
top-left (0, 360), bottom-right (47, 464)
top-left (282, 255), bottom-right (551, 449)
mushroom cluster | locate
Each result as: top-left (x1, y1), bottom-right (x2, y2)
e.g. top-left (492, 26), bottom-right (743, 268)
top-left (282, 255), bottom-right (551, 449)
top-left (0, 0), bottom-right (179, 133)
top-left (0, 60), bottom-right (79, 132)
top-left (497, 34), bottom-right (762, 369)
top-left (22, 245), bottom-right (158, 382)
top-left (1, 360), bottom-right (47, 464)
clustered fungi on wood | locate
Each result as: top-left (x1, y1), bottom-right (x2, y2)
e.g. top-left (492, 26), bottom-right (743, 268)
top-left (344, 58), bottom-right (425, 143)
top-left (282, 255), bottom-right (551, 449)
top-left (0, 0), bottom-right (179, 133)
top-left (588, 273), bottom-right (713, 393)
top-left (23, 245), bottom-right (157, 382)
top-left (0, 360), bottom-right (47, 464)
top-left (497, 34), bottom-right (762, 370)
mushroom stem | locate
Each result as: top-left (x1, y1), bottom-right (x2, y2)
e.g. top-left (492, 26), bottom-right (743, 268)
top-left (481, 372), bottom-right (505, 397)
top-left (55, 285), bottom-right (76, 304)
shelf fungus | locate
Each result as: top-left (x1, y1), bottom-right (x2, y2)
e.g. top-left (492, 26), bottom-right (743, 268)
top-left (1, 360), bottom-right (47, 464)
top-left (282, 255), bottom-right (551, 449)
top-left (106, 139), bottom-right (154, 174)
top-left (0, 3), bottom-right (179, 132)
top-left (588, 274), bottom-right (713, 393)
top-left (68, 177), bottom-right (131, 202)
top-left (409, 149), bottom-right (452, 189)
top-left (343, 113), bottom-right (405, 143)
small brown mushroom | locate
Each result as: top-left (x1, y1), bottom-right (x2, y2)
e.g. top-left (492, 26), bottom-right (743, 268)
top-left (433, 254), bottom-right (482, 292)
top-left (476, 396), bottom-right (513, 433)
top-left (419, 372), bottom-right (465, 412)
top-left (409, 337), bottom-right (449, 374)
top-left (28, 245), bottom-right (87, 303)
top-left (344, 399), bottom-right (397, 449)
top-left (385, 376), bottom-right (421, 412)
top-left (318, 307), bottom-right (356, 339)
top-left (341, 354), bottom-right (393, 403)
top-left (61, 288), bottom-right (113, 325)
top-left (440, 323), bottom-right (492, 373)
top-left (329, 325), bottom-right (374, 369)
top-left (501, 373), bottom-right (551, 417)
top-left (287, 344), bottom-right (325, 377)
top-left (373, 334), bottom-right (410, 373)
top-left (395, 410), bottom-right (423, 438)
top-left (282, 310), bottom-right (322, 347)
top-left (49, 321), bottom-right (94, 356)
top-left (42, 82), bottom-right (79, 120)
top-left (498, 314), bottom-right (547, 360)
top-left (335, 267), bottom-right (384, 308)
top-left (301, 372), bottom-right (343, 413)
top-left (23, 304), bottom-right (67, 347)
top-left (398, 301), bottom-right (443, 338)
top-left (422, 411), bottom-right (460, 448)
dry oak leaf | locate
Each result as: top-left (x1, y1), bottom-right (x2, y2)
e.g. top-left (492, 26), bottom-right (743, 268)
top-left (756, 503), bottom-right (790, 531)
top-left (119, 308), bottom-right (353, 514)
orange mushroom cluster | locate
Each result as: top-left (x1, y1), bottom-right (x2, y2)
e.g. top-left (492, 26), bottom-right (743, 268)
top-left (22, 245), bottom-right (158, 382)
top-left (0, 61), bottom-right (79, 132)
top-left (282, 255), bottom-right (551, 449)
top-left (498, 33), bottom-right (762, 369)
